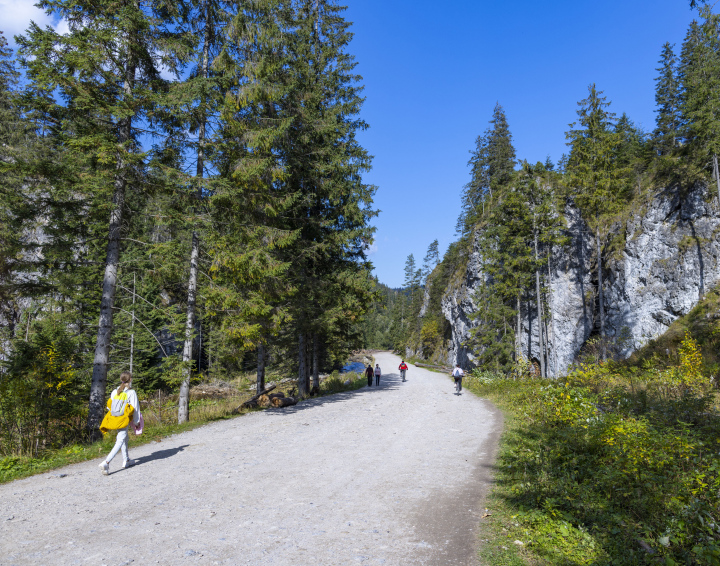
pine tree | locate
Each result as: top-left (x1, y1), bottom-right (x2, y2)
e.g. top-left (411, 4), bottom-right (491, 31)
top-left (16, 0), bottom-right (191, 435)
top-left (566, 84), bottom-right (627, 360)
top-left (279, 0), bottom-right (377, 395)
top-left (653, 42), bottom-right (681, 156)
top-left (680, 9), bottom-right (720, 203)
top-left (458, 103), bottom-right (516, 235)
top-left (421, 239), bottom-right (440, 282)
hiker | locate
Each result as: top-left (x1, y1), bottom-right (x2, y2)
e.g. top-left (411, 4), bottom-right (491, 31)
top-left (365, 364), bottom-right (374, 387)
top-left (451, 364), bottom-right (465, 395)
top-left (98, 371), bottom-right (141, 475)
top-left (374, 363), bottom-right (381, 386)
top-left (398, 360), bottom-right (408, 382)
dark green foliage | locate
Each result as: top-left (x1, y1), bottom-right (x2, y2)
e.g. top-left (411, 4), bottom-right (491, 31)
top-left (679, 10), bottom-right (720, 175)
top-left (653, 42), bottom-right (682, 156)
top-left (0, 318), bottom-right (86, 455)
top-left (0, 0), bottom-right (377, 451)
top-left (360, 280), bottom-right (404, 350)
top-left (458, 103), bottom-right (517, 236)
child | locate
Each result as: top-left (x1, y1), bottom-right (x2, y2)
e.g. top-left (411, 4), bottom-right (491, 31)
top-left (98, 372), bottom-right (140, 475)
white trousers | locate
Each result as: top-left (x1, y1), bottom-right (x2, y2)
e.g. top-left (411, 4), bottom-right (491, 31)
top-left (106, 427), bottom-right (129, 464)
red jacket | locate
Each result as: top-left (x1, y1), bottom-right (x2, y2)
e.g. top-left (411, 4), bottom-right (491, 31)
top-left (399, 363), bottom-right (408, 371)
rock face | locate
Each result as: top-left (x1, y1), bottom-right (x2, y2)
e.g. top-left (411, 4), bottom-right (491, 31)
top-left (441, 184), bottom-right (720, 375)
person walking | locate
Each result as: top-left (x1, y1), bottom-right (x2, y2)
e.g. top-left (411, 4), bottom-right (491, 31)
top-left (364, 364), bottom-right (374, 387)
top-left (374, 363), bottom-right (381, 386)
top-left (398, 360), bottom-right (408, 382)
top-left (451, 364), bottom-right (465, 395)
top-left (98, 371), bottom-right (141, 475)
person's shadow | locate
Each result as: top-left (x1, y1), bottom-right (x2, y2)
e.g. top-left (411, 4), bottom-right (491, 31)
top-left (111, 445), bottom-right (189, 473)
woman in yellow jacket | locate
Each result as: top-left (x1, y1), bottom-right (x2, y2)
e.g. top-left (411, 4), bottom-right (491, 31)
top-left (99, 372), bottom-right (140, 475)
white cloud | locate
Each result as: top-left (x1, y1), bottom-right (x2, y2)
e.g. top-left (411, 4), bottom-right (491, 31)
top-left (0, 0), bottom-right (53, 40)
top-left (365, 243), bottom-right (378, 256)
top-left (54, 18), bottom-right (70, 36)
top-left (0, 0), bottom-right (70, 43)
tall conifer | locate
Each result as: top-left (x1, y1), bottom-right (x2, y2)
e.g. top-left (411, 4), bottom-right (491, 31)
top-left (566, 84), bottom-right (626, 360)
top-left (17, 0), bottom-right (190, 434)
top-left (653, 42), bottom-right (681, 155)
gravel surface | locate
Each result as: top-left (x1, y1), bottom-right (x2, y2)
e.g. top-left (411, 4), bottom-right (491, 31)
top-left (0, 352), bottom-right (501, 566)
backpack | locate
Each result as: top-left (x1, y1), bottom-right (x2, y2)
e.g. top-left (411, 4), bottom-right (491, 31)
top-left (99, 389), bottom-right (135, 434)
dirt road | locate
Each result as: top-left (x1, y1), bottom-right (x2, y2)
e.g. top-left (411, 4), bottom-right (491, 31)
top-left (1, 352), bottom-right (501, 566)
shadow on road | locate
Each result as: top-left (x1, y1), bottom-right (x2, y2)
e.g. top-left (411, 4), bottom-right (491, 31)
top-left (131, 444), bottom-right (189, 468)
top-left (271, 372), bottom-right (407, 415)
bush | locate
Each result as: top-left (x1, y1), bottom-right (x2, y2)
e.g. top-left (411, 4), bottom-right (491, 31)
top-left (468, 335), bottom-right (720, 564)
top-left (0, 322), bottom-right (86, 456)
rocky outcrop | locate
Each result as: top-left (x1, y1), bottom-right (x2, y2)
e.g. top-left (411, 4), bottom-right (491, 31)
top-left (441, 184), bottom-right (720, 375)
top-left (605, 185), bottom-right (720, 356)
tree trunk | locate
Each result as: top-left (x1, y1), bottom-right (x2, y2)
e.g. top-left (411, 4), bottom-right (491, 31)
top-left (596, 219), bottom-right (606, 361)
top-left (87, 57), bottom-right (135, 438)
top-left (714, 154), bottom-right (720, 207)
top-left (534, 229), bottom-right (546, 378)
top-left (305, 338), bottom-right (311, 393)
top-left (298, 333), bottom-right (307, 397)
top-left (256, 343), bottom-right (266, 394)
top-left (178, 230), bottom-right (199, 424)
top-left (312, 333), bottom-right (319, 392)
top-left (516, 294), bottom-right (521, 361)
top-left (179, 1), bottom-right (211, 424)
top-left (547, 249), bottom-right (557, 377)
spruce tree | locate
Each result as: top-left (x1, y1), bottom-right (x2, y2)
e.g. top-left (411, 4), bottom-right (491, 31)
top-left (653, 42), bottom-right (681, 155)
top-left (680, 9), bottom-right (720, 203)
top-left (458, 103), bottom-right (516, 235)
top-left (280, 0), bottom-right (376, 395)
top-left (0, 33), bottom-right (28, 344)
top-left (566, 84), bottom-right (626, 360)
top-left (206, 0), bottom-right (296, 376)
top-left (16, 0), bottom-right (190, 435)
top-left (421, 239), bottom-right (440, 282)
top-left (174, 0), bottom-right (231, 423)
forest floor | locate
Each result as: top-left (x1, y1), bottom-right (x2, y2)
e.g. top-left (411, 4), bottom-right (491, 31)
top-left (0, 352), bottom-right (501, 566)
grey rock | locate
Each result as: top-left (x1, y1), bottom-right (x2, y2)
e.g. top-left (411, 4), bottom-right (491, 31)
top-left (440, 184), bottom-right (720, 375)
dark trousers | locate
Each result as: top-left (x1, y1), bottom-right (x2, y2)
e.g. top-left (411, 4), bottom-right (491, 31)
top-left (367, 374), bottom-right (373, 386)
top-left (375, 375), bottom-right (380, 386)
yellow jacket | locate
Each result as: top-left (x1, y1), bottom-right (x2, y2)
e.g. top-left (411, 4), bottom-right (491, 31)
top-left (99, 389), bottom-right (136, 434)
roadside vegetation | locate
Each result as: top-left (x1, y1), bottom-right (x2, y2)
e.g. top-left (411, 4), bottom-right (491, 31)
top-left (468, 331), bottom-right (720, 565)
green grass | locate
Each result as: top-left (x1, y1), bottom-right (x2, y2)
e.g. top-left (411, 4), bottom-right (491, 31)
top-left (466, 368), bottom-right (720, 566)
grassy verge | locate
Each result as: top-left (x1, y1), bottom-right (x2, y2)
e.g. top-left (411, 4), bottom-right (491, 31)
top-left (465, 357), bottom-right (720, 566)
top-left (0, 370), bottom-right (368, 485)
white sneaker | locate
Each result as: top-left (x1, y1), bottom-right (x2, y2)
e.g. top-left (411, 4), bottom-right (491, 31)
top-left (122, 460), bottom-right (135, 469)
top-left (99, 461), bottom-right (109, 475)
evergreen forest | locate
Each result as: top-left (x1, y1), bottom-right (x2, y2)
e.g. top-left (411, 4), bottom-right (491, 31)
top-left (0, 0), bottom-right (377, 453)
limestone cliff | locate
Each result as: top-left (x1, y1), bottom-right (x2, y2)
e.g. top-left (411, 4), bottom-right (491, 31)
top-left (441, 184), bottom-right (720, 375)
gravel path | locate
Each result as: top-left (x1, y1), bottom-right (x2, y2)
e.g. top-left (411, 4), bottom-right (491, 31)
top-left (1, 352), bottom-right (501, 566)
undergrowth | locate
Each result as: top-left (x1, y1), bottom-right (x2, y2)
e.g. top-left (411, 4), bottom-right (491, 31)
top-left (469, 332), bottom-right (720, 565)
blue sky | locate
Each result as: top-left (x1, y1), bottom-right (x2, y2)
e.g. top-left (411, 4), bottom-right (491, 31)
top-left (1, 0), bottom-right (699, 287)
top-left (343, 0), bottom-right (698, 287)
